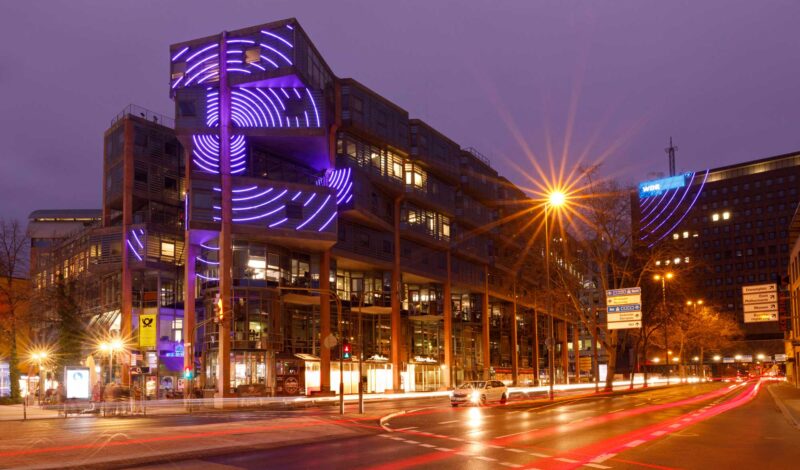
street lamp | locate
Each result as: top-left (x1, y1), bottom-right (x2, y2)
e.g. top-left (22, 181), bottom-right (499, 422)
top-left (545, 190), bottom-right (566, 400)
top-left (31, 351), bottom-right (48, 404)
top-left (99, 337), bottom-right (125, 384)
top-left (653, 272), bottom-right (674, 385)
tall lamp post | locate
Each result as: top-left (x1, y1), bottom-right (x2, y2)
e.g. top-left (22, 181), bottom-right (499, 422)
top-left (653, 272), bottom-right (674, 385)
top-left (545, 190), bottom-right (566, 401)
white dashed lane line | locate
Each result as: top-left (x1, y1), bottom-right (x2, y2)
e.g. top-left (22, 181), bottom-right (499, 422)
top-left (495, 429), bottom-right (537, 439)
top-left (585, 463), bottom-right (612, 469)
top-left (625, 439), bottom-right (646, 448)
top-left (438, 420), bottom-right (459, 425)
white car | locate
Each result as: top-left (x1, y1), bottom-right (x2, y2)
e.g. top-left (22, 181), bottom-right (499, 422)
top-left (450, 380), bottom-right (508, 406)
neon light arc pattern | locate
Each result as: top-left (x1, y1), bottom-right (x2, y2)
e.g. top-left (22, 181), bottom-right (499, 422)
top-left (170, 28), bottom-right (295, 89)
top-left (127, 228), bottom-right (145, 261)
top-left (637, 169), bottom-right (710, 248)
top-left (209, 184), bottom-right (338, 232)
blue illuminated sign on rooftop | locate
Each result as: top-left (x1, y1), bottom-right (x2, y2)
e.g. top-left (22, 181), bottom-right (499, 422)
top-left (638, 173), bottom-right (692, 198)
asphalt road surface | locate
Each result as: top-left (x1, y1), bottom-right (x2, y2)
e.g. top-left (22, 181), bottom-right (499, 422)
top-left (137, 380), bottom-right (800, 470)
top-left (3, 381), bottom-right (797, 469)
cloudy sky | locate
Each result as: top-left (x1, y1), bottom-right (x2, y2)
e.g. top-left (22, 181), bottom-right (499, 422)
top-left (1, 0), bottom-right (798, 222)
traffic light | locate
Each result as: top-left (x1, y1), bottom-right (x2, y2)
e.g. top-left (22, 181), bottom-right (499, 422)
top-left (183, 367), bottom-right (193, 380)
top-left (343, 342), bottom-right (351, 360)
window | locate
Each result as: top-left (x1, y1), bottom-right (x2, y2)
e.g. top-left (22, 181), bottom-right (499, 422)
top-left (712, 213), bottom-right (720, 221)
top-left (135, 168), bottom-right (148, 183)
top-left (172, 319), bottom-right (183, 342)
top-left (161, 241), bottom-right (175, 258)
top-left (164, 177), bottom-right (178, 191)
top-left (722, 211), bottom-right (730, 220)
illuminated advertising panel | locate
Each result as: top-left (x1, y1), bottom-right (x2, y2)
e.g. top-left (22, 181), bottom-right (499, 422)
top-left (65, 366), bottom-right (90, 399)
top-left (638, 173), bottom-right (691, 198)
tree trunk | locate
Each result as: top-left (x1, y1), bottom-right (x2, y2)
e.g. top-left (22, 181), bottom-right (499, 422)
top-left (604, 346), bottom-right (617, 392)
top-left (9, 318), bottom-right (21, 400)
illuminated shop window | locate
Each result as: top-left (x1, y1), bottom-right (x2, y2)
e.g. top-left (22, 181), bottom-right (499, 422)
top-left (161, 241), bottom-right (175, 258)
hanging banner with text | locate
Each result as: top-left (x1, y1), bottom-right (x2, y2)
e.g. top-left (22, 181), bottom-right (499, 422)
top-left (606, 287), bottom-right (642, 330)
top-left (139, 313), bottom-right (158, 348)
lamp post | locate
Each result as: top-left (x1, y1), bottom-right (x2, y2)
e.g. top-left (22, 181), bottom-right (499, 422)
top-left (31, 352), bottom-right (47, 404)
top-left (545, 190), bottom-right (566, 401)
top-left (100, 338), bottom-right (124, 384)
top-left (653, 272), bottom-right (674, 385)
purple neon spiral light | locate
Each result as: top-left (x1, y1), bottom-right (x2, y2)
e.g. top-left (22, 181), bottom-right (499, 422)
top-left (170, 28), bottom-right (295, 89)
top-left (647, 170), bottom-right (709, 248)
top-left (640, 172), bottom-right (697, 240)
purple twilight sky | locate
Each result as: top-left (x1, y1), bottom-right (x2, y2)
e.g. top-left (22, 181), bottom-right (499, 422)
top-left (1, 0), bottom-right (799, 223)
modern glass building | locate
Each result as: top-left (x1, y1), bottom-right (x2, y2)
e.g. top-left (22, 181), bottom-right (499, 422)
top-left (169, 18), bottom-right (589, 397)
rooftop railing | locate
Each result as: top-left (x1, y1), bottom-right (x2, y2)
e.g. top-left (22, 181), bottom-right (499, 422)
top-left (111, 104), bottom-right (174, 128)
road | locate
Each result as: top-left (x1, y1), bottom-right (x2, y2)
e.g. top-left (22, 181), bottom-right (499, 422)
top-left (152, 380), bottom-right (798, 470)
top-left (2, 381), bottom-right (797, 469)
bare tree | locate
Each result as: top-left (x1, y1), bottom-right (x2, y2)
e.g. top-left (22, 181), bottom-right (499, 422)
top-left (0, 219), bottom-right (30, 400)
top-left (553, 166), bottom-right (677, 391)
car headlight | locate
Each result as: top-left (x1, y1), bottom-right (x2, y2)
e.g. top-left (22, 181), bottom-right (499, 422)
top-left (470, 391), bottom-right (481, 403)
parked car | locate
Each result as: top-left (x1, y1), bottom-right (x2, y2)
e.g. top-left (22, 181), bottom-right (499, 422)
top-left (450, 380), bottom-right (508, 406)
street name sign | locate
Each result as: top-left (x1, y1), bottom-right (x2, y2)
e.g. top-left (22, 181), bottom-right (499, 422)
top-left (742, 283), bottom-right (778, 323)
top-left (606, 287), bottom-right (642, 330)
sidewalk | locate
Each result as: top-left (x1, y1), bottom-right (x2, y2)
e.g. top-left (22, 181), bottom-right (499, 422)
top-left (767, 381), bottom-right (800, 429)
top-left (0, 403), bottom-right (63, 421)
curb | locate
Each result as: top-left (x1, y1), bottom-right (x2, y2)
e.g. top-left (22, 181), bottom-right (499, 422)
top-left (766, 384), bottom-right (800, 430)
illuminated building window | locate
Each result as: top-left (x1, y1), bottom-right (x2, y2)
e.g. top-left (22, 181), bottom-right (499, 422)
top-left (673, 233), bottom-right (680, 240)
top-left (161, 241), bottom-right (175, 258)
top-left (655, 260), bottom-right (661, 266)
top-left (712, 213), bottom-right (720, 222)
top-left (722, 211), bottom-right (731, 220)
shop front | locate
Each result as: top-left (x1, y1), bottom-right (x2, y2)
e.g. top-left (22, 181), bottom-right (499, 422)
top-left (404, 357), bottom-right (442, 392)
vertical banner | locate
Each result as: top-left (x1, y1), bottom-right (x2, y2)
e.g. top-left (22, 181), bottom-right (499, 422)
top-left (139, 313), bottom-right (158, 348)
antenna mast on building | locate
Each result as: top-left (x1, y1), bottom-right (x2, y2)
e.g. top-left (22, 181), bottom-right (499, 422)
top-left (665, 137), bottom-right (678, 176)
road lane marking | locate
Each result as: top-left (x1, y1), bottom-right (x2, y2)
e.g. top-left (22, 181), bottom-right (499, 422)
top-left (625, 439), bottom-right (646, 447)
top-left (488, 444), bottom-right (504, 449)
top-left (419, 444), bottom-right (436, 448)
top-left (529, 452), bottom-right (551, 458)
top-left (499, 463), bottom-right (523, 468)
top-left (592, 453), bottom-right (616, 463)
top-left (434, 434), bottom-right (449, 439)
top-left (585, 464), bottom-right (611, 469)
top-left (378, 434), bottom-right (392, 438)
top-left (450, 437), bottom-right (466, 442)
top-left (651, 431), bottom-right (667, 437)
top-left (435, 447), bottom-right (454, 452)
top-left (396, 426), bottom-right (418, 431)
top-left (609, 408), bottom-right (625, 413)
top-left (403, 440), bottom-right (420, 444)
top-left (668, 423), bottom-right (680, 428)
top-left (438, 420), bottom-right (459, 425)
top-left (505, 448), bottom-right (525, 453)
top-left (457, 451), bottom-right (474, 457)
top-left (555, 457), bottom-right (579, 463)
top-left (475, 456), bottom-right (497, 462)
top-left (496, 429), bottom-right (538, 439)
